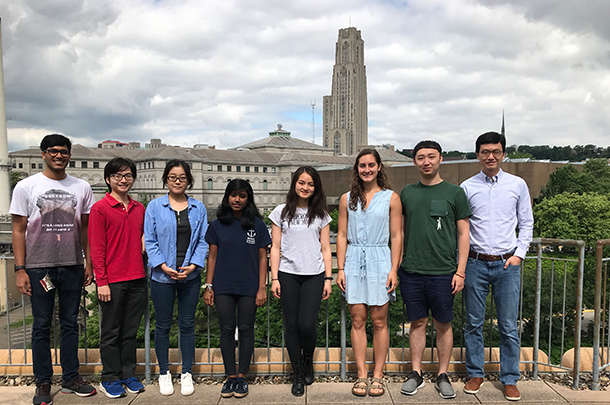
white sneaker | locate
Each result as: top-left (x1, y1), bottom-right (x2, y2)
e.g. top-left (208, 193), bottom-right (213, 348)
top-left (159, 371), bottom-right (174, 396)
top-left (181, 372), bottom-right (194, 396)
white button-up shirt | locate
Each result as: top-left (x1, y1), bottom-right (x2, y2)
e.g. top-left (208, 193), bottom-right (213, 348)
top-left (460, 169), bottom-right (534, 259)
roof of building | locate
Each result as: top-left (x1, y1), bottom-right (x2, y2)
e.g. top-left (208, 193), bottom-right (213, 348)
top-left (233, 135), bottom-right (332, 152)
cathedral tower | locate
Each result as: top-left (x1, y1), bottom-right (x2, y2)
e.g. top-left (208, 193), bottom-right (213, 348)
top-left (323, 27), bottom-right (368, 156)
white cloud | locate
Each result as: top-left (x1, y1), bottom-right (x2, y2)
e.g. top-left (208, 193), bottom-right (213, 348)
top-left (2, 0), bottom-right (610, 153)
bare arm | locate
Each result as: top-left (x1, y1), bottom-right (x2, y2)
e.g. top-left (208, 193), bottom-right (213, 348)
top-left (12, 215), bottom-right (31, 296)
top-left (320, 224), bottom-right (333, 300)
top-left (452, 217), bottom-right (470, 295)
top-left (81, 214), bottom-right (93, 287)
top-left (270, 223), bottom-right (282, 298)
top-left (387, 193), bottom-right (403, 293)
top-left (336, 194), bottom-right (348, 292)
top-left (203, 244), bottom-right (218, 306)
top-left (256, 247), bottom-right (269, 306)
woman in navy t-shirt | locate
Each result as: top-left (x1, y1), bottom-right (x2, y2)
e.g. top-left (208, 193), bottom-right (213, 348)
top-left (204, 179), bottom-right (271, 399)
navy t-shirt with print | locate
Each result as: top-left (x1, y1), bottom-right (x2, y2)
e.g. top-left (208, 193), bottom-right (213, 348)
top-left (205, 216), bottom-right (271, 297)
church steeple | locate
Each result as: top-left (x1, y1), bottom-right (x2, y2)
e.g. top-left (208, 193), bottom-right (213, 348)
top-left (501, 110), bottom-right (505, 136)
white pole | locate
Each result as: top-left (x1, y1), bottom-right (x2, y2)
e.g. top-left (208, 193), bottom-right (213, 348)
top-left (0, 18), bottom-right (10, 215)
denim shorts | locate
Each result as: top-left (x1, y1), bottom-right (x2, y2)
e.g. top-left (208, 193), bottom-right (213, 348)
top-left (399, 269), bottom-right (454, 323)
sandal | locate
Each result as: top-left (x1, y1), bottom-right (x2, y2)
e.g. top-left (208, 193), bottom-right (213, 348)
top-left (369, 377), bottom-right (385, 396)
top-left (352, 377), bottom-right (368, 397)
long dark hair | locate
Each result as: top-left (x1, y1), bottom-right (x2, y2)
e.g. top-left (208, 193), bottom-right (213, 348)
top-left (281, 166), bottom-right (329, 226)
top-left (349, 148), bottom-right (390, 211)
top-left (217, 179), bottom-right (261, 230)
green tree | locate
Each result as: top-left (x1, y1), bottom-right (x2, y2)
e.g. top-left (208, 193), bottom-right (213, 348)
top-left (329, 209), bottom-right (339, 233)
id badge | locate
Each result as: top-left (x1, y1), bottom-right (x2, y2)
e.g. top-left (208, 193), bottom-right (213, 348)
top-left (40, 273), bottom-right (56, 293)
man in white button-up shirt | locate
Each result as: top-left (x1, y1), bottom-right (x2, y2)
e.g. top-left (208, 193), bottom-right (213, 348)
top-left (460, 132), bottom-right (534, 402)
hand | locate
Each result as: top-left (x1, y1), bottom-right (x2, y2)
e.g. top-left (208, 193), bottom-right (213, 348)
top-left (322, 280), bottom-right (332, 300)
top-left (84, 264), bottom-right (94, 287)
top-left (178, 264), bottom-right (197, 278)
top-left (386, 271), bottom-right (398, 293)
top-left (452, 274), bottom-right (465, 295)
top-left (203, 288), bottom-right (214, 306)
top-left (97, 285), bottom-right (111, 302)
top-left (15, 270), bottom-right (32, 296)
top-left (271, 279), bottom-right (281, 298)
top-left (256, 288), bottom-right (267, 306)
top-left (336, 271), bottom-right (346, 292)
top-left (162, 265), bottom-right (186, 280)
top-left (504, 255), bottom-right (522, 269)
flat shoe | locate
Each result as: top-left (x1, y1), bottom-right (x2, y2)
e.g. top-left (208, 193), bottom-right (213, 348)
top-left (352, 377), bottom-right (368, 397)
top-left (369, 377), bottom-right (385, 396)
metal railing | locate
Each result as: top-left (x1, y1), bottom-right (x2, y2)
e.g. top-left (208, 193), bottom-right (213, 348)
top-left (592, 239), bottom-right (610, 390)
top-left (0, 238), bottom-right (587, 389)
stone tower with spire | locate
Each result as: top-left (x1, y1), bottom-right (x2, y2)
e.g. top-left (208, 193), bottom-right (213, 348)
top-left (323, 27), bottom-right (368, 156)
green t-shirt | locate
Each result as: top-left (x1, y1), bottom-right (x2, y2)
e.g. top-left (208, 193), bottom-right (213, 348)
top-left (400, 181), bottom-right (472, 275)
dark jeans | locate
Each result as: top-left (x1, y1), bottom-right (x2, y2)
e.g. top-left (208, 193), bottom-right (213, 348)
top-left (215, 294), bottom-right (256, 376)
top-left (28, 266), bottom-right (85, 385)
top-left (151, 274), bottom-right (201, 374)
top-left (278, 271), bottom-right (324, 362)
top-left (99, 277), bottom-right (147, 381)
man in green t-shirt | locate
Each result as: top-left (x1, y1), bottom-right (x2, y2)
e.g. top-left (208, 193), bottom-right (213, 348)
top-left (399, 140), bottom-right (471, 400)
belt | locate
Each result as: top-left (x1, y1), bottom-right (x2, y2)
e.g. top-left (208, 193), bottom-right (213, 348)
top-left (469, 250), bottom-right (514, 262)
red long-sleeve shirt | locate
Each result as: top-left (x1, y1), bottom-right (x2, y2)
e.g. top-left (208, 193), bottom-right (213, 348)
top-left (89, 193), bottom-right (146, 286)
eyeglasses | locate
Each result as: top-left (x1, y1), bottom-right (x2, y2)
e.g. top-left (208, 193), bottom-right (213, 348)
top-left (110, 173), bottom-right (134, 181)
top-left (167, 175), bottom-right (188, 183)
top-left (479, 149), bottom-right (503, 158)
top-left (45, 148), bottom-right (70, 157)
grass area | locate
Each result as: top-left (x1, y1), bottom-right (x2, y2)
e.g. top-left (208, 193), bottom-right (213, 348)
top-left (5, 315), bottom-right (33, 330)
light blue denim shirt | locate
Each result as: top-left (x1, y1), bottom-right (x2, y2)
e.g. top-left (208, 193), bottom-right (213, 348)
top-left (144, 194), bottom-right (208, 284)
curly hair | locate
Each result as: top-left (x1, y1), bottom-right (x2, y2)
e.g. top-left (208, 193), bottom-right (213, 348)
top-left (348, 148), bottom-right (390, 211)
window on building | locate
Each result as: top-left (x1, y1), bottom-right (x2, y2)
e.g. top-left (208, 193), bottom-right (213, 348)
top-left (18, 163), bottom-right (23, 169)
top-left (31, 163), bottom-right (36, 169)
top-left (271, 167), bottom-right (276, 173)
top-left (263, 180), bottom-right (268, 190)
top-left (254, 167), bottom-right (259, 173)
top-left (263, 167), bottom-right (267, 173)
top-left (12, 163), bottom-right (15, 168)
top-left (93, 162), bottom-right (99, 169)
top-left (69, 161), bottom-right (75, 168)
top-left (82, 162), bottom-right (88, 168)
top-left (217, 165), bottom-right (222, 171)
top-left (207, 178), bottom-right (213, 189)
top-left (245, 166), bottom-right (250, 172)
top-left (38, 163), bottom-right (43, 169)
top-left (208, 165), bottom-right (213, 171)
top-left (236, 166), bottom-right (241, 172)
top-left (227, 165), bottom-right (232, 172)
top-left (148, 162), bottom-right (151, 169)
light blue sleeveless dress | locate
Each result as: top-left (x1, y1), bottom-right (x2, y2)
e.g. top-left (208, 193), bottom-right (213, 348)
top-left (344, 189), bottom-right (396, 306)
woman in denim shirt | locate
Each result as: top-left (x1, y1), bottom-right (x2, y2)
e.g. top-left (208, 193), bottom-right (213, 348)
top-left (144, 159), bottom-right (208, 397)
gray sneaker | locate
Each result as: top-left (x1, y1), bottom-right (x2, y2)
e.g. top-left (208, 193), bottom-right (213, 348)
top-left (435, 373), bottom-right (456, 399)
top-left (401, 370), bottom-right (425, 395)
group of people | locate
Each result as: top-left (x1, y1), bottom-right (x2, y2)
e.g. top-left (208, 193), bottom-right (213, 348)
top-left (10, 130), bottom-right (532, 405)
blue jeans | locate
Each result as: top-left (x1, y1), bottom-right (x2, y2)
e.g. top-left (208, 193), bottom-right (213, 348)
top-left (28, 266), bottom-right (85, 385)
top-left (151, 274), bottom-right (201, 374)
top-left (464, 257), bottom-right (521, 385)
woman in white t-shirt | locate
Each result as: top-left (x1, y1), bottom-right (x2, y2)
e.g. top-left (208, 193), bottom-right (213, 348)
top-left (269, 166), bottom-right (333, 397)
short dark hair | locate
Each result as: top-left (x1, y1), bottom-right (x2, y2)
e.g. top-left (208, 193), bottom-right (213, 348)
top-left (413, 140), bottom-right (442, 156)
top-left (40, 134), bottom-right (72, 152)
top-left (475, 132), bottom-right (506, 153)
top-left (162, 159), bottom-right (194, 189)
top-left (103, 157), bottom-right (137, 192)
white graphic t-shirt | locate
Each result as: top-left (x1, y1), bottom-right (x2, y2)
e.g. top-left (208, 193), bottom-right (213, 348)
top-left (9, 173), bottom-right (95, 268)
top-left (269, 203), bottom-right (331, 276)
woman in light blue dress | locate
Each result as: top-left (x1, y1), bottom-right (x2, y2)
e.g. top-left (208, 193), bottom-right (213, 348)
top-left (337, 148), bottom-right (403, 397)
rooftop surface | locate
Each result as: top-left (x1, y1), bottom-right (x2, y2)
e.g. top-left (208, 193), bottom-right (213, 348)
top-left (0, 380), bottom-right (608, 405)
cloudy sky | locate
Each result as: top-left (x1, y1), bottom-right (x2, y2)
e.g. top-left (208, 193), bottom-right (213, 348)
top-left (1, 0), bottom-right (609, 153)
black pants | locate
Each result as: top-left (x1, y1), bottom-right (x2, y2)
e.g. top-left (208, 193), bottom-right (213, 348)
top-left (99, 277), bottom-right (147, 381)
top-left (216, 294), bottom-right (257, 376)
top-left (278, 271), bottom-right (324, 362)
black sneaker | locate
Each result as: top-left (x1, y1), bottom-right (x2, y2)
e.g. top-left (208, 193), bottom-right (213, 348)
top-left (33, 383), bottom-right (52, 405)
top-left (401, 370), bottom-right (425, 395)
top-left (221, 378), bottom-right (236, 398)
top-left (61, 377), bottom-right (97, 397)
top-left (234, 377), bottom-right (248, 398)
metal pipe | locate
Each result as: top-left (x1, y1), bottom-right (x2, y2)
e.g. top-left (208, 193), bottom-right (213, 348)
top-left (532, 241), bottom-right (542, 379)
top-left (572, 244), bottom-right (586, 389)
